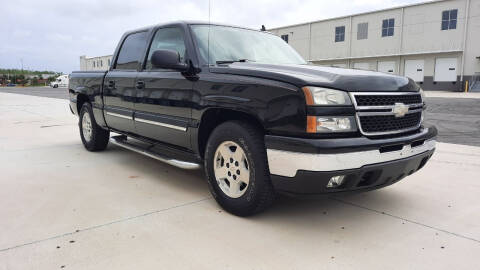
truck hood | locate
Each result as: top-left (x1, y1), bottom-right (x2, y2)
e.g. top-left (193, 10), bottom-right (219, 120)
top-left (210, 63), bottom-right (419, 92)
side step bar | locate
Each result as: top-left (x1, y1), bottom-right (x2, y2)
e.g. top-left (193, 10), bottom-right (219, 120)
top-left (109, 136), bottom-right (201, 170)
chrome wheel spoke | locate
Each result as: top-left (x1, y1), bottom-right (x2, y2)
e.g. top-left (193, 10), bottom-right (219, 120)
top-left (232, 148), bottom-right (244, 163)
top-left (218, 145), bottom-right (233, 160)
top-left (214, 165), bottom-right (229, 180)
top-left (237, 165), bottom-right (249, 183)
top-left (228, 180), bottom-right (240, 197)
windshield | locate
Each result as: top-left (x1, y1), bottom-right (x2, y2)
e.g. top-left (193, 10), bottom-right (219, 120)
top-left (190, 25), bottom-right (307, 66)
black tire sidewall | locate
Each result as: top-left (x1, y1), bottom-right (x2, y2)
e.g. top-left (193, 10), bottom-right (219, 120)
top-left (204, 121), bottom-right (272, 215)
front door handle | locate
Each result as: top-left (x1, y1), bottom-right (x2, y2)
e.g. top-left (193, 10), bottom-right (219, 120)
top-left (136, 81), bottom-right (145, 89)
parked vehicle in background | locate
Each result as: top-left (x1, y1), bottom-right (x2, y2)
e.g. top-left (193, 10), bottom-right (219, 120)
top-left (6, 83), bottom-right (16, 87)
top-left (50, 75), bottom-right (69, 88)
top-left (68, 21), bottom-right (437, 216)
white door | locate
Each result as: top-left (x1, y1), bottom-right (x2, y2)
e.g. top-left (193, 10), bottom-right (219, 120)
top-left (434, 58), bottom-right (457, 82)
top-left (378, 61), bottom-right (396, 74)
top-left (354, 62), bottom-right (370, 70)
top-left (405, 60), bottom-right (425, 82)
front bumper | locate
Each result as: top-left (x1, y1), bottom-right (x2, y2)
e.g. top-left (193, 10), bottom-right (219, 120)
top-left (266, 126), bottom-right (437, 195)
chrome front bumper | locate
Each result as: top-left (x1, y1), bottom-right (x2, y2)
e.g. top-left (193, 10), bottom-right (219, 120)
top-left (267, 139), bottom-right (436, 177)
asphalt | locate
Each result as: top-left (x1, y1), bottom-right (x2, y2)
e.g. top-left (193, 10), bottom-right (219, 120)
top-left (424, 97), bottom-right (480, 147)
top-left (0, 86), bottom-right (69, 99)
top-left (1, 86), bottom-right (479, 147)
top-left (0, 92), bottom-right (479, 269)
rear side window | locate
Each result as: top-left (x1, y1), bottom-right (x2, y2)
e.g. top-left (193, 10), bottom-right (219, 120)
top-left (145, 27), bottom-right (186, 70)
top-left (115, 31), bottom-right (148, 70)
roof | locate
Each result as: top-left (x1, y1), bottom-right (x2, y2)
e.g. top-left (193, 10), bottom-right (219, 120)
top-left (268, 0), bottom-right (451, 30)
top-left (124, 20), bottom-right (267, 36)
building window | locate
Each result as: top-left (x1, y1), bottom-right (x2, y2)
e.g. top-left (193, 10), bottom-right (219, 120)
top-left (100, 60), bottom-right (103, 67)
top-left (93, 61), bottom-right (95, 68)
top-left (357, 22), bottom-right (368, 40)
top-left (442, 9), bottom-right (457, 30)
top-left (382, 18), bottom-right (395, 37)
top-left (281, 34), bottom-right (289, 43)
top-left (335, 26), bottom-right (345, 42)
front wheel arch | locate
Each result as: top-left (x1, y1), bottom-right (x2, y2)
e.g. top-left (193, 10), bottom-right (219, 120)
top-left (197, 108), bottom-right (265, 159)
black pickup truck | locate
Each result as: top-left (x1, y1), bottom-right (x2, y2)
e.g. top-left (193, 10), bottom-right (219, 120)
top-left (69, 21), bottom-right (437, 216)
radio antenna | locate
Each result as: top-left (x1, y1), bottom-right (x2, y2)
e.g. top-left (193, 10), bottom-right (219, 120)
top-left (207, 0), bottom-right (212, 67)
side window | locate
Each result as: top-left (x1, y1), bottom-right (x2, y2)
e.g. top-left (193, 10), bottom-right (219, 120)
top-left (115, 31), bottom-right (148, 70)
top-left (145, 27), bottom-right (186, 70)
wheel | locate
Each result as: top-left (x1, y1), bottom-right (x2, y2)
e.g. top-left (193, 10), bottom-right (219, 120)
top-left (204, 121), bottom-right (275, 216)
top-left (79, 103), bottom-right (110, 151)
top-left (53, 84), bottom-right (58, 88)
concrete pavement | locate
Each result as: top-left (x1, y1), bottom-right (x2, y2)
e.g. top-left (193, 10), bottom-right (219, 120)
top-left (0, 92), bottom-right (479, 269)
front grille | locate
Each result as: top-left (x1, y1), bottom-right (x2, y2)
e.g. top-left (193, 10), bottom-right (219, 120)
top-left (351, 92), bottom-right (424, 136)
top-left (359, 112), bottom-right (422, 133)
top-left (355, 94), bottom-right (422, 107)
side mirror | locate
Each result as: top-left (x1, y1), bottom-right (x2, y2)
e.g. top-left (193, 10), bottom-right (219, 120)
top-left (151, 49), bottom-right (188, 71)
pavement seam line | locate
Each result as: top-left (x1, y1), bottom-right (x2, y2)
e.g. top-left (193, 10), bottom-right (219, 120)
top-left (0, 197), bottom-right (212, 253)
top-left (331, 197), bottom-right (480, 244)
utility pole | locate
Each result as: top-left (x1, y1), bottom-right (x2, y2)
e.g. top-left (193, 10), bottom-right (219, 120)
top-left (20, 59), bottom-right (24, 86)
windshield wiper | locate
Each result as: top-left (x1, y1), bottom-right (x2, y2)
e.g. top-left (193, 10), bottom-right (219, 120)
top-left (216, 59), bottom-right (255, 65)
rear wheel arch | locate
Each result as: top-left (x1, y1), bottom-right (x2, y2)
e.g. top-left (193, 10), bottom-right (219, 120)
top-left (197, 108), bottom-right (265, 159)
top-left (76, 94), bottom-right (90, 115)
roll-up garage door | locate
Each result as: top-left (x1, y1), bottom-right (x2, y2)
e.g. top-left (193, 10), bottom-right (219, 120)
top-left (434, 58), bottom-right (457, 82)
top-left (405, 60), bottom-right (424, 82)
top-left (378, 61), bottom-right (396, 74)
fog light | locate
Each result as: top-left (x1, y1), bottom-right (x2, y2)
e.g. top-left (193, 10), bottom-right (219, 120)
top-left (327, 175), bottom-right (345, 188)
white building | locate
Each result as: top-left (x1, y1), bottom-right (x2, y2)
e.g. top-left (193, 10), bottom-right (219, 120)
top-left (269, 0), bottom-right (480, 91)
top-left (79, 55), bottom-right (113, 71)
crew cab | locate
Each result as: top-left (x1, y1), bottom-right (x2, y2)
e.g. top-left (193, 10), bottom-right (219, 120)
top-left (69, 21), bottom-right (437, 216)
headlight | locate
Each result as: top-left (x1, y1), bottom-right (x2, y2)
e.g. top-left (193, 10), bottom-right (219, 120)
top-left (307, 116), bottom-right (357, 133)
top-left (419, 88), bottom-right (425, 124)
top-left (419, 88), bottom-right (426, 102)
top-left (302, 86), bottom-right (352, 105)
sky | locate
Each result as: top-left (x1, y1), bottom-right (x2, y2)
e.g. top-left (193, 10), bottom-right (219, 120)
top-left (0, 0), bottom-right (427, 74)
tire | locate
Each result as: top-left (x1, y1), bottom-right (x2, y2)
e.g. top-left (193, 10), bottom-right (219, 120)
top-left (53, 84), bottom-right (58, 88)
top-left (204, 121), bottom-right (275, 216)
top-left (79, 103), bottom-right (110, 151)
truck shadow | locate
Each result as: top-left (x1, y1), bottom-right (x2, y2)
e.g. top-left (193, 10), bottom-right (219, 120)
top-left (107, 143), bottom-right (409, 229)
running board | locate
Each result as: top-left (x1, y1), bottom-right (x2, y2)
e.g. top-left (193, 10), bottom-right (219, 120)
top-left (109, 136), bottom-right (201, 170)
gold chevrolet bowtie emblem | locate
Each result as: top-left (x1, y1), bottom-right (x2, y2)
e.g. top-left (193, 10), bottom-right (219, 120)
top-left (392, 102), bottom-right (409, 118)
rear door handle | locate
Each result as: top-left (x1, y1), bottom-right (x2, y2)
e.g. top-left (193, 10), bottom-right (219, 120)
top-left (136, 81), bottom-right (145, 89)
top-left (107, 80), bottom-right (115, 88)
